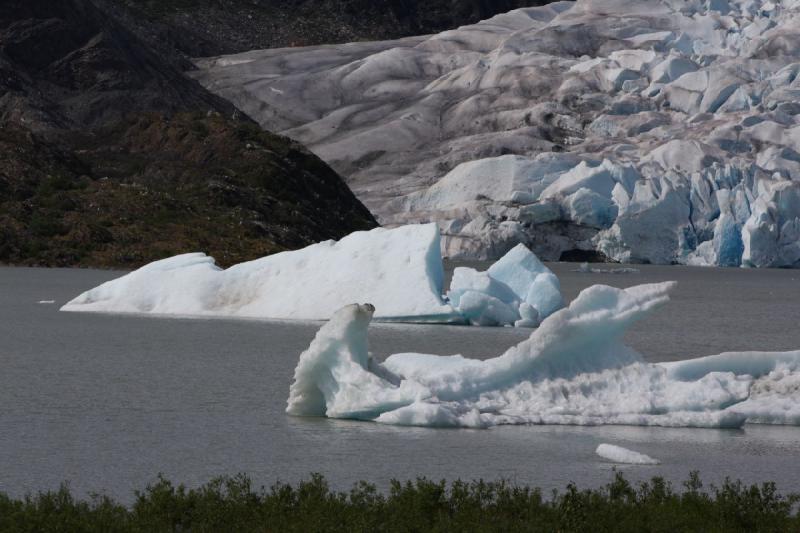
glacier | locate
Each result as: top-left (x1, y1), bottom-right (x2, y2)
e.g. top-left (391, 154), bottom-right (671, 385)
top-left (61, 224), bottom-right (563, 325)
top-left (286, 282), bottom-right (800, 428)
top-left (595, 444), bottom-right (660, 465)
top-left (193, 0), bottom-right (800, 267)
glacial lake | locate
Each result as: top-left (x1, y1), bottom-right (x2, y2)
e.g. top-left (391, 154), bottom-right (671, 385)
top-left (1, 263), bottom-right (800, 502)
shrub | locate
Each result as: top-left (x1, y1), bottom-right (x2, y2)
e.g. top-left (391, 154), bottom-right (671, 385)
top-left (0, 472), bottom-right (797, 532)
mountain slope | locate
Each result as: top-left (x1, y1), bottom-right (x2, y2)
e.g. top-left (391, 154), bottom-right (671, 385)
top-left (105, 0), bottom-right (553, 59)
top-left (0, 0), bottom-right (376, 267)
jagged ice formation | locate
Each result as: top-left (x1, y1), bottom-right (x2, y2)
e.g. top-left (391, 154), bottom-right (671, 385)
top-left (61, 224), bottom-right (563, 325)
top-left (193, 0), bottom-right (800, 267)
top-left (286, 283), bottom-right (800, 428)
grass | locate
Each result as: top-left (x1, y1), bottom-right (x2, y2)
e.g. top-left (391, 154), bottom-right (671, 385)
top-left (1, 472), bottom-right (798, 532)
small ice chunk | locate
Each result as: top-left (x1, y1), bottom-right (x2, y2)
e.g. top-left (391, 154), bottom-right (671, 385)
top-left (456, 290), bottom-right (520, 327)
top-left (37, 300), bottom-right (56, 304)
top-left (596, 444), bottom-right (660, 465)
top-left (487, 244), bottom-right (564, 319)
top-left (448, 268), bottom-right (519, 308)
top-left (448, 267), bottom-right (522, 326)
top-left (447, 245), bottom-right (563, 326)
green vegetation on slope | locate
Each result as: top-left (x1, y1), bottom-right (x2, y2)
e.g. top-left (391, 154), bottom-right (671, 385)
top-left (1, 473), bottom-right (798, 532)
top-left (0, 114), bottom-right (376, 268)
top-left (0, 0), bottom-right (377, 268)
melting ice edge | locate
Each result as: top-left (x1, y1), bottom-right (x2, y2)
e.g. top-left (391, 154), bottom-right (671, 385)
top-left (287, 282), bottom-right (800, 429)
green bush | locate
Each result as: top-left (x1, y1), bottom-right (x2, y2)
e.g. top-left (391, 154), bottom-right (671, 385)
top-left (0, 472), bottom-right (797, 532)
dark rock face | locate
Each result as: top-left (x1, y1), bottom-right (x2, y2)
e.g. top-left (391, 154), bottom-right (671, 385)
top-left (0, 0), bottom-right (377, 268)
top-left (1, 0), bottom-right (235, 132)
top-left (106, 0), bottom-right (553, 59)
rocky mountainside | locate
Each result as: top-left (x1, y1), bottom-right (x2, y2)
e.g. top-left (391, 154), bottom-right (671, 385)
top-left (105, 0), bottom-right (552, 59)
top-left (193, 0), bottom-right (800, 268)
top-left (0, 0), bottom-right (376, 267)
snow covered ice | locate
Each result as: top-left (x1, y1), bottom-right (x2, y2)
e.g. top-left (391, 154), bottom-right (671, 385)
top-left (193, 0), bottom-right (800, 267)
top-left (596, 444), bottom-right (660, 465)
top-left (61, 224), bottom-right (562, 327)
top-left (287, 281), bottom-right (800, 428)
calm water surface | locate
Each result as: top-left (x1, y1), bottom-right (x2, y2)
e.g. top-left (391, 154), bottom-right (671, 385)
top-left (1, 264), bottom-right (799, 502)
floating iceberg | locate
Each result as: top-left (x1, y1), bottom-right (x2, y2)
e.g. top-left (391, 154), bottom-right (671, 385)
top-left (596, 444), bottom-right (660, 465)
top-left (61, 224), bottom-right (458, 322)
top-left (287, 282), bottom-right (800, 428)
top-left (447, 244), bottom-right (563, 327)
top-left (193, 0), bottom-right (800, 267)
top-left (62, 224), bottom-right (562, 326)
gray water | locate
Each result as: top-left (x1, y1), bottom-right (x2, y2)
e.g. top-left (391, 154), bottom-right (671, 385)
top-left (1, 264), bottom-right (800, 502)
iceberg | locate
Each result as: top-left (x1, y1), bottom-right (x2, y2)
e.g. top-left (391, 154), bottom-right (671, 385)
top-left (487, 244), bottom-right (564, 320)
top-left (446, 244), bottom-right (563, 327)
top-left (449, 288), bottom-right (521, 328)
top-left (61, 224), bottom-right (459, 322)
top-left (287, 282), bottom-right (800, 428)
top-left (596, 444), bottom-right (660, 465)
top-left (62, 224), bottom-right (563, 327)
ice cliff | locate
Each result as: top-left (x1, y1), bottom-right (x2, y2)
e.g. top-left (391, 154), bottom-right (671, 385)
top-left (287, 283), bottom-right (800, 428)
top-left (193, 0), bottom-right (800, 267)
top-left (61, 224), bottom-right (562, 325)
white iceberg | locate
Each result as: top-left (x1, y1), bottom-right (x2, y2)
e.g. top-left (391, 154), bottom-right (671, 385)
top-left (61, 224), bottom-right (459, 322)
top-left (446, 243), bottom-right (563, 327)
top-left (287, 282), bottom-right (800, 428)
top-left (449, 287), bottom-right (521, 328)
top-left (596, 444), bottom-right (660, 465)
top-left (487, 244), bottom-right (564, 320)
top-left (62, 224), bottom-right (563, 327)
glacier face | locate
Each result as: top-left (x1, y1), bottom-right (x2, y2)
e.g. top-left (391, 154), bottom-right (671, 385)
top-left (286, 283), bottom-right (800, 428)
top-left (61, 224), bottom-right (563, 325)
top-left (193, 0), bottom-right (800, 267)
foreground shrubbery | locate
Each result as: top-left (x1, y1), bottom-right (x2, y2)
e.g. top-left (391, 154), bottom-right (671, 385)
top-left (1, 472), bottom-right (798, 532)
